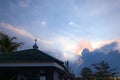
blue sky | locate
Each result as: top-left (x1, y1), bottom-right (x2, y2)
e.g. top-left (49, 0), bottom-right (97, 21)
top-left (0, 0), bottom-right (120, 76)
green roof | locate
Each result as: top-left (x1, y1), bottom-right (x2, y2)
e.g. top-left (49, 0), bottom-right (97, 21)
top-left (0, 49), bottom-right (63, 65)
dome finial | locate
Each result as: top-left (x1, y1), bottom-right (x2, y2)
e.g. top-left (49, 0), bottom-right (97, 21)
top-left (35, 39), bottom-right (37, 42)
top-left (33, 39), bottom-right (39, 49)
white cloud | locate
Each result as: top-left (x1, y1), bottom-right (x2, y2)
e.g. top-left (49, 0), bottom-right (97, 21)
top-left (68, 21), bottom-right (78, 27)
top-left (55, 36), bottom-right (76, 52)
top-left (40, 21), bottom-right (47, 27)
top-left (52, 36), bottom-right (79, 60)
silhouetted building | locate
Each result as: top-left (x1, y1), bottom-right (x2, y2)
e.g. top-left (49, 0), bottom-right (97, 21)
top-left (0, 41), bottom-right (74, 80)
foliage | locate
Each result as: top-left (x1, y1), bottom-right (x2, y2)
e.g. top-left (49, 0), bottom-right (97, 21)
top-left (92, 61), bottom-right (118, 80)
top-left (80, 67), bottom-right (93, 80)
top-left (0, 32), bottom-right (23, 53)
top-left (80, 61), bottom-right (119, 80)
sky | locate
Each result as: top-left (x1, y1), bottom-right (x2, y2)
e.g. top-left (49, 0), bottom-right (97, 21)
top-left (0, 0), bottom-right (120, 76)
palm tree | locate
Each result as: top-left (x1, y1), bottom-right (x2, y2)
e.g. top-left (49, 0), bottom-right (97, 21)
top-left (0, 32), bottom-right (23, 53)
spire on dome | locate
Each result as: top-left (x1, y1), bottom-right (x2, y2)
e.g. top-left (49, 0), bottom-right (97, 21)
top-left (33, 39), bottom-right (39, 49)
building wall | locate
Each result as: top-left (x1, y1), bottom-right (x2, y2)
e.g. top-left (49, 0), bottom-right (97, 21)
top-left (54, 70), bottom-right (72, 80)
top-left (0, 67), bottom-right (73, 80)
top-left (54, 70), bottom-right (60, 80)
top-left (0, 67), bottom-right (55, 80)
top-left (45, 69), bottom-right (54, 80)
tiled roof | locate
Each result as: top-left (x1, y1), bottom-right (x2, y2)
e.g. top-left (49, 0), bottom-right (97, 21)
top-left (0, 49), bottom-right (63, 65)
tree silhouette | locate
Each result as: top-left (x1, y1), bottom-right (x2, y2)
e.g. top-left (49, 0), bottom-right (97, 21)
top-left (80, 61), bottom-right (119, 80)
top-left (0, 32), bottom-right (23, 53)
top-left (92, 61), bottom-right (118, 80)
top-left (80, 67), bottom-right (93, 80)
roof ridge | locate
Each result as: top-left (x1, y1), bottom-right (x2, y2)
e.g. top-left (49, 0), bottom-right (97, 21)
top-left (0, 49), bottom-right (64, 65)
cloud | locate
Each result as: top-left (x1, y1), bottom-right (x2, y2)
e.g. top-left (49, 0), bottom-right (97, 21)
top-left (75, 39), bottom-right (93, 55)
top-left (43, 36), bottom-right (80, 61)
top-left (51, 36), bottom-right (94, 61)
top-left (81, 41), bottom-right (120, 68)
top-left (41, 36), bottom-right (120, 64)
top-left (0, 22), bottom-right (34, 39)
top-left (40, 21), bottom-right (47, 27)
top-left (69, 39), bottom-right (120, 76)
top-left (98, 42), bottom-right (118, 54)
top-left (53, 36), bottom-right (77, 60)
top-left (68, 21), bottom-right (78, 27)
top-left (95, 39), bottom-right (120, 53)
top-left (72, 41), bottom-right (120, 76)
top-left (76, 39), bottom-right (120, 56)
top-left (91, 39), bottom-right (120, 50)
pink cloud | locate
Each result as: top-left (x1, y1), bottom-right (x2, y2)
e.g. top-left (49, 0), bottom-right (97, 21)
top-left (0, 22), bottom-right (34, 39)
top-left (94, 39), bottom-right (120, 49)
top-left (75, 39), bottom-right (93, 55)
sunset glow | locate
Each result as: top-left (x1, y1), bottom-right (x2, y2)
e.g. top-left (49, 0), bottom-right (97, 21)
top-left (0, 0), bottom-right (120, 76)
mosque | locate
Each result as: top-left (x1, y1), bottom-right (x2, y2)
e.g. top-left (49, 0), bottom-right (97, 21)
top-left (0, 40), bottom-right (74, 80)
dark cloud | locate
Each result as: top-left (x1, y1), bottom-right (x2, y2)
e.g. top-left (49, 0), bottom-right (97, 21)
top-left (73, 42), bottom-right (120, 77)
top-left (98, 42), bottom-right (118, 53)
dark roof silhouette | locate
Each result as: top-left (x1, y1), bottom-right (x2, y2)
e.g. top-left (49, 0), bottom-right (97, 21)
top-left (0, 49), bottom-right (63, 65)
